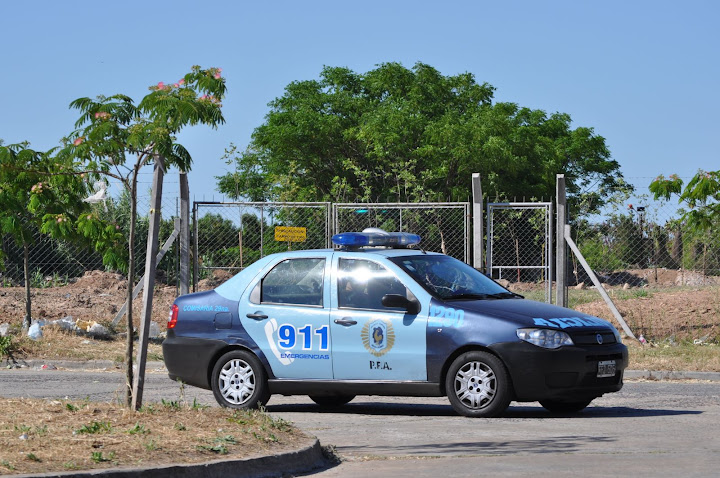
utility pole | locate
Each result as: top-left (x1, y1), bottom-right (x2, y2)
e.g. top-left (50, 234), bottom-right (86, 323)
top-left (132, 155), bottom-right (165, 410)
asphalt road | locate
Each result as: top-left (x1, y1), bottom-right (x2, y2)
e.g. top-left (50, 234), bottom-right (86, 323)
top-left (1, 367), bottom-right (719, 477)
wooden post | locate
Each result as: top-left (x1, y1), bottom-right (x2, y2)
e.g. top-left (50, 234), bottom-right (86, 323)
top-left (472, 173), bottom-right (483, 270)
top-left (556, 174), bottom-right (567, 307)
top-left (179, 172), bottom-right (190, 296)
top-left (132, 155), bottom-right (164, 411)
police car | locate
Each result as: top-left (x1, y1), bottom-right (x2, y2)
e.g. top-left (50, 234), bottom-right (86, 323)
top-left (163, 230), bottom-right (627, 417)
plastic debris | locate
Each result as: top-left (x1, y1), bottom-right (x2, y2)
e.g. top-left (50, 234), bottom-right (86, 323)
top-left (638, 334), bottom-right (647, 344)
top-left (149, 321), bottom-right (161, 338)
top-left (41, 364), bottom-right (57, 370)
top-left (87, 323), bottom-right (111, 338)
top-left (0, 323), bottom-right (9, 337)
top-left (27, 322), bottom-right (43, 341)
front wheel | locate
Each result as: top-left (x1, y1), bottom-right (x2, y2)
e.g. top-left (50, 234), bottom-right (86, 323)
top-left (539, 399), bottom-right (593, 413)
top-left (211, 350), bottom-right (270, 409)
top-left (445, 351), bottom-right (511, 417)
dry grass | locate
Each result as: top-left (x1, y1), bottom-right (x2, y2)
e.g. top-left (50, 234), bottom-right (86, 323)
top-left (0, 397), bottom-right (308, 475)
top-left (627, 340), bottom-right (720, 372)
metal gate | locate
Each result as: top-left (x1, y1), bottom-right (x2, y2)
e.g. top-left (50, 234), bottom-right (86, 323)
top-left (333, 203), bottom-right (471, 263)
top-left (486, 202), bottom-right (553, 303)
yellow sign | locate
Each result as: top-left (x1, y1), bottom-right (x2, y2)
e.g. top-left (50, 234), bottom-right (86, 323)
top-left (274, 226), bottom-right (307, 242)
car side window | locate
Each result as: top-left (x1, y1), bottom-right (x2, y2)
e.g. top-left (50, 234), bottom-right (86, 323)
top-left (261, 258), bottom-right (324, 306)
top-left (337, 258), bottom-right (408, 311)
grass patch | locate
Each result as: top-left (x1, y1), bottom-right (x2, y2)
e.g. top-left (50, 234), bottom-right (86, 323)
top-left (628, 341), bottom-right (720, 372)
top-left (0, 398), bottom-right (306, 475)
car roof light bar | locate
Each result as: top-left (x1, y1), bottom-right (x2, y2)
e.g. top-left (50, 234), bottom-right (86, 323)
top-left (332, 231), bottom-right (422, 249)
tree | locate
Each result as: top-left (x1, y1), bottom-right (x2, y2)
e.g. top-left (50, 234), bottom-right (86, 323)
top-left (0, 143), bottom-right (120, 329)
top-left (650, 171), bottom-right (720, 234)
top-left (63, 66), bottom-right (226, 407)
top-left (217, 62), bottom-right (626, 211)
top-left (650, 171), bottom-right (720, 275)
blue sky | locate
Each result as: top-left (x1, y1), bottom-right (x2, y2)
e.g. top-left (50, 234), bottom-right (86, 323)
top-left (1, 0), bottom-right (718, 203)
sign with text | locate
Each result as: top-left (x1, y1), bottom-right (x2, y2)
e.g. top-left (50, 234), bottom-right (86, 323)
top-left (275, 226), bottom-right (307, 242)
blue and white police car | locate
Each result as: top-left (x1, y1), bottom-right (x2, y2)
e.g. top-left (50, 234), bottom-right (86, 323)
top-left (163, 230), bottom-right (628, 417)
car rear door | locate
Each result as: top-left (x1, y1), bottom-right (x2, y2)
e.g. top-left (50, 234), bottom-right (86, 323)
top-left (238, 252), bottom-right (333, 379)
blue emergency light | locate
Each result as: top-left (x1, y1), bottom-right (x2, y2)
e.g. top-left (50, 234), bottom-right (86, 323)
top-left (332, 230), bottom-right (422, 249)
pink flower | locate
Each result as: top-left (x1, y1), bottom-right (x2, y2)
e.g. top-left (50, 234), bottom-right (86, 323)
top-left (174, 83), bottom-right (179, 88)
top-left (115, 225), bottom-right (120, 230)
top-left (628, 204), bottom-right (633, 209)
top-left (57, 217), bottom-right (62, 223)
top-left (73, 137), bottom-right (84, 146)
top-left (157, 81), bottom-right (165, 89)
top-left (214, 72), bottom-right (221, 79)
top-left (87, 215), bottom-right (92, 220)
top-left (178, 78), bottom-right (185, 85)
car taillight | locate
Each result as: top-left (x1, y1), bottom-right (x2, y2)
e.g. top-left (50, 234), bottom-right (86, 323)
top-left (168, 304), bottom-right (178, 329)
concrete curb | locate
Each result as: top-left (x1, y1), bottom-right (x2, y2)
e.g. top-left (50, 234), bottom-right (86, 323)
top-left (11, 438), bottom-right (328, 478)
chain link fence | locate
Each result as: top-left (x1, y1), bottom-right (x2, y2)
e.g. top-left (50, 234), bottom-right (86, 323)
top-left (0, 195), bottom-right (180, 287)
top-left (486, 202), bottom-right (552, 301)
top-left (573, 197), bottom-right (720, 287)
top-left (193, 202), bottom-right (331, 283)
top-left (333, 203), bottom-right (470, 262)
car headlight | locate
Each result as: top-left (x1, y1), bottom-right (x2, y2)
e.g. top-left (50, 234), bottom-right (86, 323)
top-left (516, 328), bottom-right (574, 349)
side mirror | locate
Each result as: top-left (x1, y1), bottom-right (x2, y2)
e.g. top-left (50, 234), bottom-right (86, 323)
top-left (381, 294), bottom-right (421, 315)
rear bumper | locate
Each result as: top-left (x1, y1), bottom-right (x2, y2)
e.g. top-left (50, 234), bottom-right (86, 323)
top-left (162, 336), bottom-right (228, 390)
top-left (491, 341), bottom-right (628, 402)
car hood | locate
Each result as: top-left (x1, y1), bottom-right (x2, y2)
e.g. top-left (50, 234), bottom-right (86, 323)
top-left (448, 298), bottom-right (616, 331)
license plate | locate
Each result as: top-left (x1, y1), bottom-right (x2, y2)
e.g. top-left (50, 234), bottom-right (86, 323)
top-left (597, 360), bottom-right (616, 378)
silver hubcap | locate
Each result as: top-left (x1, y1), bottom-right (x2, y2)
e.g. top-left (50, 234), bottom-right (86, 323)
top-left (454, 361), bottom-right (496, 409)
top-left (219, 358), bottom-right (256, 405)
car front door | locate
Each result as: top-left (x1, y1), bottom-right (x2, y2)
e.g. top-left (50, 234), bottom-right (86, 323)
top-left (238, 253), bottom-right (333, 379)
top-left (330, 255), bottom-right (428, 381)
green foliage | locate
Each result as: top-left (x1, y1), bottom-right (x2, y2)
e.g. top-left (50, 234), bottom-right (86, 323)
top-left (651, 171), bottom-right (720, 234)
top-left (0, 335), bottom-right (17, 360)
top-left (75, 420), bottom-right (112, 434)
top-left (90, 451), bottom-right (115, 463)
top-left (218, 62), bottom-right (626, 212)
top-left (127, 423), bottom-right (149, 435)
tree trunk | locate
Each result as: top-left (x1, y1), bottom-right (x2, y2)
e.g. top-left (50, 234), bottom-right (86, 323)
top-left (23, 242), bottom-right (31, 330)
top-left (124, 168), bottom-right (139, 408)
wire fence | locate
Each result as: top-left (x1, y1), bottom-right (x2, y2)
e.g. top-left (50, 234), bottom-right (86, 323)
top-left (0, 196), bottom-right (180, 287)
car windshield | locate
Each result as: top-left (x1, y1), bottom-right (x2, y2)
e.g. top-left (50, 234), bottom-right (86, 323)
top-left (390, 255), bottom-right (516, 300)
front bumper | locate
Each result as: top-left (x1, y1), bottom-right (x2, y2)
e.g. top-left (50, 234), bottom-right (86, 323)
top-left (491, 341), bottom-right (628, 402)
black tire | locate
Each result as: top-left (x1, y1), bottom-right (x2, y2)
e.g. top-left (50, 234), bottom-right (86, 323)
top-left (309, 395), bottom-right (355, 407)
top-left (211, 350), bottom-right (270, 409)
top-left (539, 399), bottom-right (593, 413)
top-left (445, 351), bottom-right (511, 418)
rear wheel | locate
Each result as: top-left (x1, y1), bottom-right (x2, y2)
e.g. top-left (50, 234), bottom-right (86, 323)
top-left (309, 395), bottom-right (355, 407)
top-left (211, 350), bottom-right (270, 409)
top-left (539, 399), bottom-right (593, 413)
top-left (445, 351), bottom-right (511, 417)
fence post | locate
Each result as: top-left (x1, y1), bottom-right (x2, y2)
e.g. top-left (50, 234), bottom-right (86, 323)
top-left (556, 174), bottom-right (567, 307)
top-left (472, 173), bottom-right (483, 270)
top-left (132, 154), bottom-right (165, 411)
top-left (179, 172), bottom-right (190, 296)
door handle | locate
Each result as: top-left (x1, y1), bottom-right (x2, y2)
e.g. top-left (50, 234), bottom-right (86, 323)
top-left (334, 318), bottom-right (357, 326)
top-left (246, 312), bottom-right (268, 320)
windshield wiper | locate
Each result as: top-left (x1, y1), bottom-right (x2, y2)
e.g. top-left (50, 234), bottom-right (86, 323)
top-left (445, 291), bottom-right (524, 301)
top-left (487, 292), bottom-right (524, 299)
top-left (444, 293), bottom-right (493, 300)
